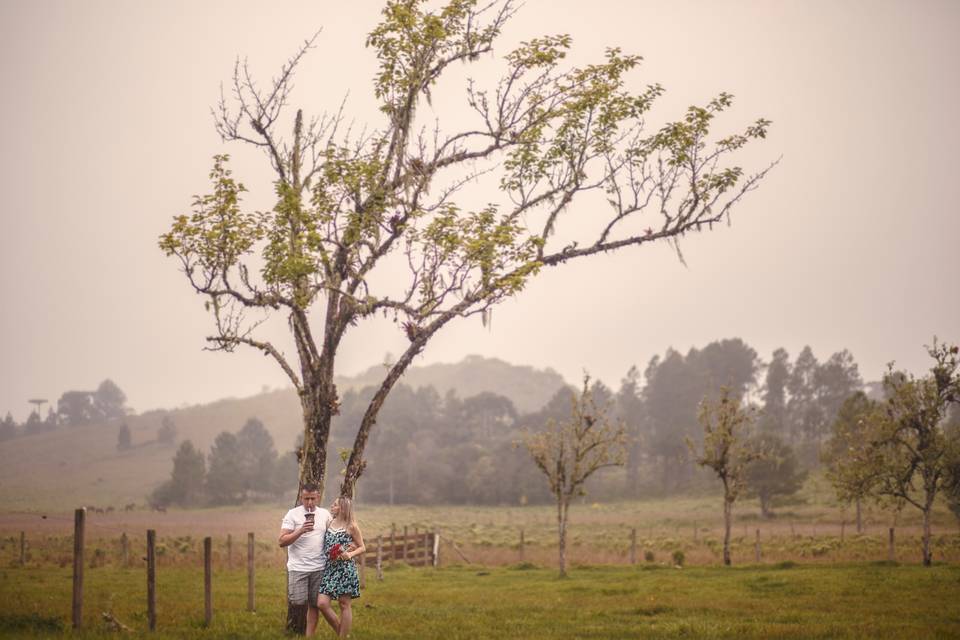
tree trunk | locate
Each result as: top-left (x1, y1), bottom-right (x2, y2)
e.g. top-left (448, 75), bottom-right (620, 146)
top-left (388, 469), bottom-right (395, 506)
top-left (297, 374), bottom-right (337, 500)
top-left (660, 456), bottom-right (671, 493)
top-left (723, 497), bottom-right (732, 566)
top-left (288, 370), bottom-right (337, 636)
top-left (922, 502), bottom-right (933, 567)
top-left (625, 440), bottom-right (640, 497)
top-left (855, 497), bottom-right (862, 534)
top-left (340, 329), bottom-right (432, 497)
top-left (557, 496), bottom-right (568, 578)
top-left (760, 492), bottom-right (772, 519)
top-left (286, 605), bottom-right (307, 635)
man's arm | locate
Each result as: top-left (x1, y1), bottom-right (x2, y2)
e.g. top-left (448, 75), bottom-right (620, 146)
top-left (279, 524), bottom-right (310, 548)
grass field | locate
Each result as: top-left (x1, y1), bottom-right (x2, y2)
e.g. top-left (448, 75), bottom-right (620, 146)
top-left (3, 483), bottom-right (959, 569)
top-left (2, 562), bottom-right (959, 638)
top-left (4, 492), bottom-right (960, 638)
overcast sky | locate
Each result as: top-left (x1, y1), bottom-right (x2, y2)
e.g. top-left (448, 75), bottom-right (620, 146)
top-left (1, 0), bottom-right (958, 421)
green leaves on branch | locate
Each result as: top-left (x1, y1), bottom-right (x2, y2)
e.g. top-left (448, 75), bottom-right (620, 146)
top-left (501, 46), bottom-right (663, 192)
top-left (504, 34), bottom-right (571, 70)
top-left (646, 93), bottom-right (770, 175)
top-left (367, 0), bottom-right (507, 114)
top-left (418, 203), bottom-right (543, 307)
top-left (158, 155), bottom-right (263, 273)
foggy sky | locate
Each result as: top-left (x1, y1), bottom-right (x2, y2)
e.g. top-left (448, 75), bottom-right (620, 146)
top-left (1, 0), bottom-right (958, 421)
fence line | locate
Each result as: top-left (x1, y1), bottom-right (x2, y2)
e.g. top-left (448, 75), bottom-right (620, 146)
top-left (15, 508), bottom-right (958, 633)
top-left (72, 508), bottom-right (84, 630)
top-left (146, 529), bottom-right (156, 631)
top-left (363, 530), bottom-right (438, 568)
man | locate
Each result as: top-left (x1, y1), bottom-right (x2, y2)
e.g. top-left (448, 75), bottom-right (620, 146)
top-left (279, 483), bottom-right (333, 636)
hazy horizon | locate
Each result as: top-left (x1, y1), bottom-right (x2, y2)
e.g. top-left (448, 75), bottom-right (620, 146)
top-left (2, 0), bottom-right (958, 421)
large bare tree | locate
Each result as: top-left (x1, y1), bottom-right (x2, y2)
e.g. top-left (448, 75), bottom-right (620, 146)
top-left (159, 0), bottom-right (775, 504)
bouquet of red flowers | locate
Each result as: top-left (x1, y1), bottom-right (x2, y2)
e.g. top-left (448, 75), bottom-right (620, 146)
top-left (328, 543), bottom-right (343, 561)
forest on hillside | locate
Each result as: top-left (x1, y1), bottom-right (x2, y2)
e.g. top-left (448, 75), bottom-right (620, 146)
top-left (147, 338), bottom-right (899, 510)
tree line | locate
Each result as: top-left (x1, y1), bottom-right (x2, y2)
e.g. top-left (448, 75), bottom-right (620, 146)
top-left (0, 379), bottom-right (129, 440)
top-left (150, 418), bottom-right (298, 508)
top-left (330, 337), bottom-right (841, 508)
top-left (56, 337), bottom-right (954, 543)
top-left (146, 336), bottom-right (867, 513)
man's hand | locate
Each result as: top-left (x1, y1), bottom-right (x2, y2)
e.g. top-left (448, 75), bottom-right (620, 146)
top-left (279, 520), bottom-right (314, 548)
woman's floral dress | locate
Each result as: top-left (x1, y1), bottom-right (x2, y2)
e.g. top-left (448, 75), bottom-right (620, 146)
top-left (319, 527), bottom-right (361, 599)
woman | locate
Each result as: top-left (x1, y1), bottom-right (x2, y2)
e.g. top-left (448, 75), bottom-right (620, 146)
top-left (317, 496), bottom-right (365, 638)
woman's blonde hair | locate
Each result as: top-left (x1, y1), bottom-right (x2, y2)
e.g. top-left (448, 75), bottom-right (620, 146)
top-left (335, 496), bottom-right (355, 525)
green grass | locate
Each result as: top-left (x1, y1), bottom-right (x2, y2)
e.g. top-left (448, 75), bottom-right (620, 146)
top-left (2, 562), bottom-right (959, 638)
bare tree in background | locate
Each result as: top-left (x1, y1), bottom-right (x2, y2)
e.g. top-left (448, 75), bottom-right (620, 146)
top-left (688, 387), bottom-right (760, 566)
top-left (524, 375), bottom-right (625, 577)
top-left (159, 0), bottom-right (774, 536)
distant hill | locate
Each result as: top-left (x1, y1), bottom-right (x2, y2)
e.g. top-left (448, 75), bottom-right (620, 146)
top-left (336, 355), bottom-right (567, 414)
top-left (0, 356), bottom-right (568, 511)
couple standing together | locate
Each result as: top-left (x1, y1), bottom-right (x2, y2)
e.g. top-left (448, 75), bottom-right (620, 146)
top-left (279, 485), bottom-right (365, 637)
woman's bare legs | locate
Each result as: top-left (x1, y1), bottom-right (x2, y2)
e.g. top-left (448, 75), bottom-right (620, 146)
top-left (316, 594), bottom-right (340, 633)
top-left (337, 596), bottom-right (353, 638)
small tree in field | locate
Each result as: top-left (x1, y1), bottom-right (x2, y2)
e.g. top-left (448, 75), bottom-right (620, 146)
top-left (157, 415), bottom-right (177, 445)
top-left (743, 433), bottom-right (806, 518)
top-left (116, 423), bottom-right (132, 451)
top-left (688, 387), bottom-right (759, 566)
top-left (946, 405), bottom-right (960, 531)
top-left (823, 391), bottom-right (880, 533)
top-left (524, 376), bottom-right (625, 578)
top-left (870, 340), bottom-right (960, 566)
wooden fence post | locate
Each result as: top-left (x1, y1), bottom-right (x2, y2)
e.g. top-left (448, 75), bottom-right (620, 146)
top-left (121, 532), bottom-right (129, 568)
top-left (227, 533), bottom-right (233, 570)
top-left (630, 528), bottom-right (637, 565)
top-left (519, 529), bottom-right (525, 562)
top-left (403, 526), bottom-right (409, 562)
top-left (390, 524), bottom-right (396, 566)
top-left (376, 535), bottom-right (383, 581)
top-left (204, 536), bottom-right (212, 627)
top-left (413, 527), bottom-right (419, 565)
top-left (432, 529), bottom-right (440, 568)
top-left (72, 508), bottom-right (85, 630)
top-left (19, 531), bottom-right (25, 566)
top-left (147, 529), bottom-right (156, 632)
top-left (247, 533), bottom-right (255, 613)
top-left (888, 528), bottom-right (895, 562)
top-left (754, 529), bottom-right (761, 563)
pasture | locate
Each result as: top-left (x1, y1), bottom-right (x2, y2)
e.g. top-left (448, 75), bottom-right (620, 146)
top-left (3, 485), bottom-right (959, 569)
top-left (2, 562), bottom-right (959, 638)
top-left (2, 494), bottom-right (960, 637)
